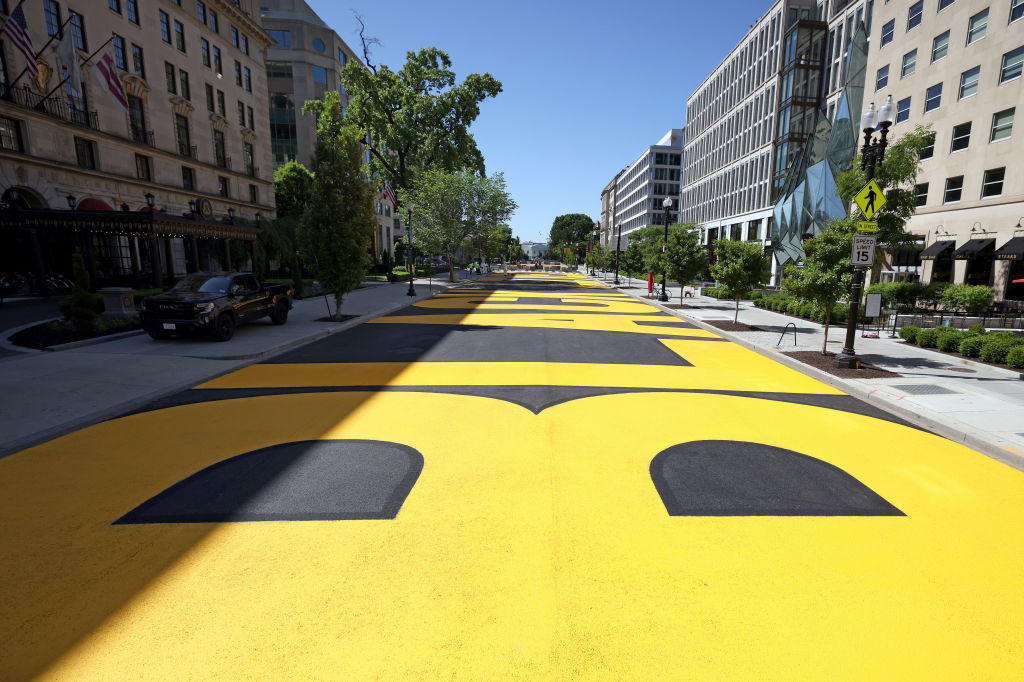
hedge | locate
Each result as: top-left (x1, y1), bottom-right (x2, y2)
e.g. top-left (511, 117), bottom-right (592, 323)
top-left (899, 325), bottom-right (920, 343)
top-left (1007, 345), bottom-right (1024, 368)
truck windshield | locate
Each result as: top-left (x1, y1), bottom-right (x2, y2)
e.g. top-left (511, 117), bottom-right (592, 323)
top-left (171, 275), bottom-right (233, 293)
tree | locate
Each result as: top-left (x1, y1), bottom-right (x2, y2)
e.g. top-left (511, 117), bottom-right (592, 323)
top-left (341, 47), bottom-right (502, 194)
top-left (298, 91), bottom-right (376, 316)
top-left (783, 221), bottom-right (855, 352)
top-left (549, 214), bottom-right (595, 253)
top-left (622, 240), bottom-right (644, 287)
top-left (710, 239), bottom-right (771, 322)
top-left (273, 161), bottom-right (313, 219)
top-left (664, 224), bottom-right (708, 304)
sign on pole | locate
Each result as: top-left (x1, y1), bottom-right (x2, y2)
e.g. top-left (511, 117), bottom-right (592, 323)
top-left (854, 180), bottom-right (886, 220)
top-left (852, 233), bottom-right (876, 267)
top-left (857, 221), bottom-right (878, 233)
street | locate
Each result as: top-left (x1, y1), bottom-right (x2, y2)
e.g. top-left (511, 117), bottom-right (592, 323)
top-left (2, 272), bottom-right (1023, 679)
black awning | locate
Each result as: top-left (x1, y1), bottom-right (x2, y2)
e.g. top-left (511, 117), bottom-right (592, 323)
top-left (995, 236), bottom-right (1024, 261)
top-left (0, 208), bottom-right (260, 241)
top-left (954, 238), bottom-right (995, 260)
top-left (920, 239), bottom-right (954, 260)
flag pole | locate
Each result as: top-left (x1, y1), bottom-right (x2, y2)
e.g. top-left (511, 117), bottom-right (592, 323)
top-left (38, 32), bottom-right (111, 102)
top-left (7, 13), bottom-right (73, 90)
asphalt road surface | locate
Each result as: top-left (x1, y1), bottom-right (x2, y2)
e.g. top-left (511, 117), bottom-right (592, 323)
top-left (3, 272), bottom-right (1023, 679)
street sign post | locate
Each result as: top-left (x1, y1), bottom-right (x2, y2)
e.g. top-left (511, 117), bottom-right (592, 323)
top-left (852, 234), bottom-right (876, 267)
top-left (857, 221), bottom-right (878, 233)
top-left (854, 180), bottom-right (886, 220)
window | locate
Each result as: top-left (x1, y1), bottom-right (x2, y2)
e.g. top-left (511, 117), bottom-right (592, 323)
top-left (174, 20), bottom-right (185, 52)
top-left (951, 121), bottom-right (971, 151)
top-left (312, 38), bottom-right (325, 52)
top-left (126, 0), bottom-right (138, 24)
top-left (241, 34), bottom-right (248, 55)
top-left (201, 39), bottom-right (210, 67)
top-left (932, 31), bottom-right (949, 61)
top-left (159, 10), bottom-right (170, 43)
top-left (182, 166), bottom-right (195, 191)
top-left (267, 29), bottom-right (290, 46)
top-left (74, 137), bottom-right (95, 169)
top-left (967, 9), bottom-right (988, 44)
top-left (920, 132), bottom-right (935, 158)
top-left (174, 113), bottom-right (191, 156)
top-left (312, 66), bottom-right (327, 85)
top-left (1000, 46), bottom-right (1024, 83)
top-left (113, 35), bottom-right (127, 69)
top-left (165, 62), bottom-right (176, 93)
top-left (69, 11), bottom-right (86, 50)
top-left (247, 105), bottom-right (254, 130)
top-left (0, 115), bottom-right (22, 152)
top-left (209, 9), bottom-right (218, 32)
top-left (266, 60), bottom-right (292, 78)
top-left (944, 176), bottom-right (964, 202)
top-left (338, 48), bottom-right (347, 65)
top-left (881, 19), bottom-right (895, 45)
top-left (196, 0), bottom-right (206, 23)
top-left (213, 129), bottom-right (226, 167)
top-left (243, 142), bottom-right (254, 175)
top-left (991, 108), bottom-right (1014, 141)
top-left (876, 64), bottom-right (889, 89)
top-left (213, 46), bottom-right (222, 75)
top-left (109, 0), bottom-right (120, 12)
top-left (981, 168), bottom-right (1004, 197)
top-left (131, 44), bottom-right (145, 78)
top-left (939, 0), bottom-right (954, 10)
top-left (205, 83), bottom-right (214, 112)
top-left (907, 0), bottom-right (923, 29)
top-left (230, 26), bottom-right (238, 47)
top-left (237, 100), bottom-right (245, 126)
top-left (218, 176), bottom-right (229, 197)
top-left (217, 89), bottom-right (225, 115)
top-left (234, 60), bottom-right (242, 86)
top-left (925, 83), bottom-right (942, 111)
top-left (901, 50), bottom-right (917, 77)
top-left (896, 96), bottom-right (911, 122)
top-left (243, 66), bottom-right (251, 92)
top-left (1013, 0), bottom-right (1024, 22)
top-left (249, 184), bottom-right (258, 204)
top-left (135, 153), bottom-right (151, 181)
top-left (44, 0), bottom-right (61, 37)
top-left (959, 66), bottom-right (980, 98)
top-left (179, 69), bottom-right (190, 100)
top-left (915, 182), bottom-right (929, 206)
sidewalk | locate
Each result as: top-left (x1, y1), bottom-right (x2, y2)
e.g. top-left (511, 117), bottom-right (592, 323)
top-left (0, 275), bottom-right (462, 458)
top-left (593, 271), bottom-right (1024, 471)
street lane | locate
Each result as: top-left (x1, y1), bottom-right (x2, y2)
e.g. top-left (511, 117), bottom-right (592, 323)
top-left (3, 272), bottom-right (1023, 679)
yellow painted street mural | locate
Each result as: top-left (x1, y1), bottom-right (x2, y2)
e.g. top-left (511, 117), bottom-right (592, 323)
top-left (1, 272), bottom-right (1023, 679)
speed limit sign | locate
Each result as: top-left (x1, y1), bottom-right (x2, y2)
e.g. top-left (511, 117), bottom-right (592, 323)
top-left (851, 234), bottom-right (876, 267)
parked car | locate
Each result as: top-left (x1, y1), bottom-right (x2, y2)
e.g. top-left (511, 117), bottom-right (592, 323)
top-left (139, 272), bottom-right (293, 341)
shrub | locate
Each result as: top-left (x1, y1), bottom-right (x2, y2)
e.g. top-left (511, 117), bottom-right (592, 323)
top-left (786, 300), bottom-right (801, 314)
top-left (979, 336), bottom-right (1021, 364)
top-left (750, 291), bottom-right (764, 302)
top-left (968, 324), bottom-right (987, 335)
top-left (799, 302), bottom-right (814, 318)
top-left (916, 327), bottom-right (939, 348)
top-left (937, 329), bottom-right (965, 352)
top-left (959, 335), bottom-right (985, 357)
top-left (1007, 345), bottom-right (1024, 369)
top-left (831, 303), bottom-right (849, 324)
top-left (899, 325), bottom-right (921, 343)
top-left (67, 254), bottom-right (98, 331)
top-left (939, 283), bottom-right (994, 313)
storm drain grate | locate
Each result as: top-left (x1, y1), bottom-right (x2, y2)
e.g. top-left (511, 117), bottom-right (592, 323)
top-left (897, 384), bottom-right (958, 395)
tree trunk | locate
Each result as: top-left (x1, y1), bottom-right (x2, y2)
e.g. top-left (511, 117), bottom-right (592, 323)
top-left (447, 248), bottom-right (456, 282)
top-left (334, 291), bottom-right (344, 320)
top-left (822, 309), bottom-right (832, 354)
top-left (734, 298), bottom-right (739, 323)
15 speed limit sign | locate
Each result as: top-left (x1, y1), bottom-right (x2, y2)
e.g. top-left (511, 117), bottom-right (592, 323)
top-left (851, 234), bottom-right (876, 267)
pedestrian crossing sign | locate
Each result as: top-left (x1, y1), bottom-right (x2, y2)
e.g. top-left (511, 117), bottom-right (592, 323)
top-left (854, 180), bottom-right (886, 220)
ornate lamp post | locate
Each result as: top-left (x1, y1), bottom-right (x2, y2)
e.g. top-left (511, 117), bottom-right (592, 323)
top-left (613, 223), bottom-right (622, 285)
top-left (836, 95), bottom-right (893, 368)
top-left (660, 197), bottom-right (672, 302)
top-left (406, 202), bottom-right (416, 296)
top-left (590, 221), bottom-right (599, 275)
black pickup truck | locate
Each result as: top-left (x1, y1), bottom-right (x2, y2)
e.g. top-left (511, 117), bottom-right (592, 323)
top-left (140, 272), bottom-right (293, 341)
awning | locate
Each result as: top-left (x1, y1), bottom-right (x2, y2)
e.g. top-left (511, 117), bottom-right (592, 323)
top-left (76, 198), bottom-right (114, 211)
top-left (919, 240), bottom-right (954, 260)
top-left (0, 208), bottom-right (260, 241)
top-left (954, 238), bottom-right (995, 260)
top-left (995, 236), bottom-right (1024, 261)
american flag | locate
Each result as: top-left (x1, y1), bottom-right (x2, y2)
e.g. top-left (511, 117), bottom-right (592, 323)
top-left (382, 182), bottom-right (397, 207)
top-left (94, 51), bottom-right (128, 110)
top-left (1, 4), bottom-right (37, 79)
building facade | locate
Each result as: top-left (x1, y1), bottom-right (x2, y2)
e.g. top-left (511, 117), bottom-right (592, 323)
top-left (599, 174), bottom-right (618, 248)
top-left (607, 129), bottom-right (683, 245)
top-left (0, 0), bottom-right (274, 290)
top-left (867, 0), bottom-right (1024, 300)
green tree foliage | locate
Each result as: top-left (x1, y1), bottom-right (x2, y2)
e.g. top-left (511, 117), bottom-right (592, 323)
top-left (549, 214), bottom-right (596, 253)
top-left (298, 92), bottom-right (376, 316)
top-left (341, 48), bottom-right (502, 192)
top-left (710, 239), bottom-right (771, 323)
top-left (68, 253), bottom-right (97, 331)
top-left (273, 161), bottom-right (314, 219)
top-left (622, 240), bottom-right (644, 287)
top-left (939, 283), bottom-right (994, 313)
top-left (664, 224), bottom-right (709, 304)
top-left (404, 168), bottom-right (516, 282)
top-left (783, 222), bottom-right (855, 352)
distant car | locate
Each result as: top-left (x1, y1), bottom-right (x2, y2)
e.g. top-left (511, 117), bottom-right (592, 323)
top-left (139, 272), bottom-right (293, 341)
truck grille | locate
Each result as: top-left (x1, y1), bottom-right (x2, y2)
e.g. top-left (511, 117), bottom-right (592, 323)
top-left (153, 304), bottom-right (197, 320)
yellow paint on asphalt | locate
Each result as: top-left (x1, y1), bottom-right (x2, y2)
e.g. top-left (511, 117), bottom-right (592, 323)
top-left (369, 311), bottom-right (728, 336)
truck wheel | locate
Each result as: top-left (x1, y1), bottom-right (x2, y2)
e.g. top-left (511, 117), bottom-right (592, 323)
top-left (269, 298), bottom-right (289, 325)
top-left (211, 312), bottom-right (236, 341)
top-left (146, 325), bottom-right (171, 340)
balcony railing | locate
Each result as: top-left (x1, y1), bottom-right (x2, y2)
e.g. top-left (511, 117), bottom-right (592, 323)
top-left (216, 153), bottom-right (231, 170)
top-left (176, 141), bottom-right (198, 159)
top-left (129, 126), bottom-right (156, 146)
top-left (0, 83), bottom-right (98, 129)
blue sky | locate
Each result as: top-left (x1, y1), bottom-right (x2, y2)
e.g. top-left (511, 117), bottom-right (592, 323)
top-left (313, 0), bottom-right (775, 243)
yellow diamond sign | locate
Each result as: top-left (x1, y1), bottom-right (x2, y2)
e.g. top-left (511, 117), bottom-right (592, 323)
top-left (855, 179), bottom-right (886, 220)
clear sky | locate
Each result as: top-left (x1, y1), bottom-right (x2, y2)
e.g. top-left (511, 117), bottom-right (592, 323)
top-left (312, 0), bottom-right (776, 243)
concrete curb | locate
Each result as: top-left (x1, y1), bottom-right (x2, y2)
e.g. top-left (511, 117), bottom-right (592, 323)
top-left (0, 288), bottom-right (441, 459)
top-left (49, 328), bottom-right (147, 351)
top-left (0, 317), bottom-right (61, 355)
top-left (595, 276), bottom-right (1024, 472)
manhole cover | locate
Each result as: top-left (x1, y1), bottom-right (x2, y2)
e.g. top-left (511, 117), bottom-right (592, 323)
top-left (897, 384), bottom-right (958, 395)
top-left (947, 367), bottom-right (976, 373)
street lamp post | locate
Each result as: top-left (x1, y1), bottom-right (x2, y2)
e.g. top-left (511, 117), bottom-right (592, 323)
top-left (613, 223), bottom-right (622, 285)
top-left (406, 202), bottom-right (416, 296)
top-left (836, 95), bottom-right (893, 368)
top-left (659, 197), bottom-right (672, 302)
top-left (590, 222), bottom-right (599, 275)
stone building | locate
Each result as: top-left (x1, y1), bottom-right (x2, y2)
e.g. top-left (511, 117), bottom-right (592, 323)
top-left (0, 0), bottom-right (275, 290)
top-left (603, 129), bottom-right (683, 246)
